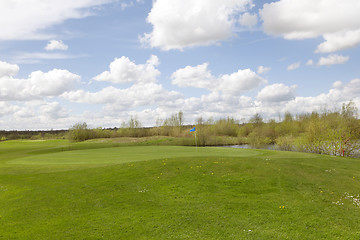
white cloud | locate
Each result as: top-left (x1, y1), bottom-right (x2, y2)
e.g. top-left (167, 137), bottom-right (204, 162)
top-left (260, 0), bottom-right (360, 53)
top-left (257, 83), bottom-right (296, 103)
top-left (306, 59), bottom-right (314, 66)
top-left (45, 40), bottom-right (69, 51)
top-left (316, 29), bottom-right (360, 53)
top-left (141, 0), bottom-right (255, 50)
top-left (332, 81), bottom-right (343, 89)
top-left (62, 57), bottom-right (268, 126)
top-left (341, 78), bottom-right (360, 98)
top-left (62, 56), bottom-right (183, 117)
top-left (0, 102), bottom-right (19, 117)
top-left (257, 65), bottom-right (271, 74)
top-left (63, 87), bottom-right (117, 105)
top-left (28, 69), bottom-right (80, 96)
top-left (93, 55), bottom-right (160, 84)
top-left (287, 62), bottom-right (300, 71)
top-left (181, 93), bottom-right (254, 118)
top-left (172, 63), bottom-right (266, 95)
top-left (171, 63), bottom-right (215, 89)
top-left (0, 61), bottom-right (19, 77)
top-left (12, 52), bottom-right (85, 64)
top-left (62, 83), bottom-right (182, 109)
top-left (219, 69), bottom-right (267, 95)
top-left (317, 54), bottom-right (349, 66)
top-left (239, 12), bottom-right (258, 28)
top-left (0, 0), bottom-right (113, 40)
top-left (0, 62), bottom-right (80, 101)
top-left (3, 77), bottom-right (360, 129)
top-left (39, 102), bottom-right (69, 119)
top-left (0, 100), bottom-right (77, 130)
top-left (282, 78), bottom-right (360, 115)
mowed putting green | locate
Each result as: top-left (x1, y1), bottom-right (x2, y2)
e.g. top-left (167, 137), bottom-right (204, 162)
top-left (8, 145), bottom-right (260, 166)
top-left (1, 140), bottom-right (360, 239)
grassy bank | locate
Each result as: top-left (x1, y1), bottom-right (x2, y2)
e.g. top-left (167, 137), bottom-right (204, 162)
top-left (1, 139), bottom-right (360, 239)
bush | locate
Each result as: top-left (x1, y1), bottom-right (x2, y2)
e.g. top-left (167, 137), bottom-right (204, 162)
top-left (275, 135), bottom-right (295, 151)
top-left (67, 122), bottom-right (93, 142)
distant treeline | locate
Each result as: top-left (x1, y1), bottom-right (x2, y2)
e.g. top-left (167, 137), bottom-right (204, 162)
top-left (0, 130), bottom-right (67, 141)
top-left (1, 101), bottom-right (360, 157)
top-left (66, 102), bottom-right (360, 157)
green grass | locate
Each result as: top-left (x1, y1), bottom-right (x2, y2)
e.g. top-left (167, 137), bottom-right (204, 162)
top-left (1, 139), bottom-right (360, 239)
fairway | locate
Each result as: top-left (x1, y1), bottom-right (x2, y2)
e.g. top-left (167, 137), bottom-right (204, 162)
top-left (1, 140), bottom-right (360, 239)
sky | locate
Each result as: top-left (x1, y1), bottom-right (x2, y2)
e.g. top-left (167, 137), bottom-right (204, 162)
top-left (0, 0), bottom-right (360, 130)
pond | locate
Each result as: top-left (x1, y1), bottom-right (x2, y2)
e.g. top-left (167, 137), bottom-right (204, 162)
top-left (217, 144), bottom-right (276, 150)
top-left (217, 144), bottom-right (360, 158)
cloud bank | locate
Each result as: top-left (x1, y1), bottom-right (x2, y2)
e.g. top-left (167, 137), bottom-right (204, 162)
top-left (260, 0), bottom-right (360, 53)
top-left (0, 56), bottom-right (359, 130)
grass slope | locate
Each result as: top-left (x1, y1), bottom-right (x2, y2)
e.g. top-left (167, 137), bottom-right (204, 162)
top-left (1, 140), bottom-right (360, 239)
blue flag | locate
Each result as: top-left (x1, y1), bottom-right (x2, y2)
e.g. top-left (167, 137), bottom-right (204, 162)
top-left (190, 127), bottom-right (196, 132)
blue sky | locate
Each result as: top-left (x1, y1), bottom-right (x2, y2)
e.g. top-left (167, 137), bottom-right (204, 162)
top-left (0, 0), bottom-right (360, 130)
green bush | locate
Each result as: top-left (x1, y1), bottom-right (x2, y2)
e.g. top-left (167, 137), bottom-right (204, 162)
top-left (275, 135), bottom-right (295, 151)
top-left (67, 122), bottom-right (93, 142)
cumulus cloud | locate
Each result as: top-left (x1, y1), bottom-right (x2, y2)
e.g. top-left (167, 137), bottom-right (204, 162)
top-left (61, 56), bottom-right (183, 116)
top-left (171, 63), bottom-right (215, 89)
top-left (239, 12), bottom-right (258, 28)
top-left (260, 0), bottom-right (360, 53)
top-left (0, 100), bottom-right (77, 130)
top-left (257, 65), bottom-right (271, 74)
top-left (219, 69), bottom-right (267, 95)
top-left (332, 81), bottom-right (343, 89)
top-left (141, 0), bottom-right (255, 50)
top-left (0, 102), bottom-right (19, 117)
top-left (45, 40), bottom-right (69, 51)
top-left (287, 62), bottom-right (300, 71)
top-left (172, 63), bottom-right (266, 95)
top-left (317, 54), bottom-right (349, 66)
top-left (93, 55), bottom-right (160, 84)
top-left (316, 29), bottom-right (360, 53)
top-left (257, 83), bottom-right (296, 103)
top-left (39, 102), bottom-right (69, 119)
top-left (62, 57), bottom-right (268, 126)
top-left (0, 61), bottom-right (19, 77)
top-left (281, 78), bottom-right (360, 116)
top-left (0, 61), bottom-right (80, 101)
top-left (63, 83), bottom-right (182, 109)
top-left (0, 0), bottom-right (112, 40)
top-left (340, 78), bottom-right (360, 98)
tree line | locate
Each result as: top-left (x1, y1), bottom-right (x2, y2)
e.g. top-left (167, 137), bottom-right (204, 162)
top-left (65, 102), bottom-right (360, 157)
top-left (1, 102), bottom-right (359, 157)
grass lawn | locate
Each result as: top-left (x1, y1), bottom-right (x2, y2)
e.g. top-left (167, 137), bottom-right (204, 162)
top-left (1, 139), bottom-right (360, 239)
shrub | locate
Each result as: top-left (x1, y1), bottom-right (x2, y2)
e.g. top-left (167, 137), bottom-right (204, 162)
top-left (67, 122), bottom-right (93, 142)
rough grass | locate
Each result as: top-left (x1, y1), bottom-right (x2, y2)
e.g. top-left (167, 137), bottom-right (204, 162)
top-left (1, 140), bottom-right (360, 239)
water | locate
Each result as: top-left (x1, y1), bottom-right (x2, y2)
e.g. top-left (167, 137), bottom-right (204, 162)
top-left (217, 144), bottom-right (276, 150)
top-left (218, 144), bottom-right (360, 158)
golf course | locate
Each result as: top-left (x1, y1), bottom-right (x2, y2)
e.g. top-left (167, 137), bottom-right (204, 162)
top-left (1, 139), bottom-right (360, 239)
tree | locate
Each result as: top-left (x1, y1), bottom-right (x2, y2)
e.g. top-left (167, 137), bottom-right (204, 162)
top-left (128, 116), bottom-right (141, 129)
top-left (178, 111), bottom-right (184, 134)
top-left (68, 122), bottom-right (92, 142)
top-left (161, 111), bottom-right (185, 136)
top-left (341, 100), bottom-right (358, 119)
top-left (250, 113), bottom-right (263, 127)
